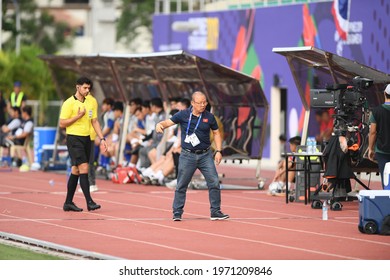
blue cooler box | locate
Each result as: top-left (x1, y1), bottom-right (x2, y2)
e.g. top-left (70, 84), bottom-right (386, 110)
top-left (33, 127), bottom-right (57, 164)
top-left (41, 144), bottom-right (68, 171)
top-left (358, 190), bottom-right (390, 234)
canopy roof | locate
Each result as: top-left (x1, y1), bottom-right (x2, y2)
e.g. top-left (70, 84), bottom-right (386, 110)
top-left (273, 46), bottom-right (390, 143)
top-left (40, 51), bottom-right (268, 108)
top-left (273, 46), bottom-right (390, 110)
top-left (40, 51), bottom-right (268, 160)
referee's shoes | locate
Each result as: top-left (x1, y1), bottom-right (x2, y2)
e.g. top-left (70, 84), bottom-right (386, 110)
top-left (63, 202), bottom-right (83, 212)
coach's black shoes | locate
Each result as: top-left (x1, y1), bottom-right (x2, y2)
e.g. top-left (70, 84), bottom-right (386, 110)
top-left (173, 213), bottom-right (182, 221)
top-left (87, 201), bottom-right (101, 211)
top-left (63, 202), bottom-right (83, 212)
top-left (210, 211), bottom-right (229, 221)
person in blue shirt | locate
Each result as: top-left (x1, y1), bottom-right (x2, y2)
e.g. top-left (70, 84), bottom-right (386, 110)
top-left (156, 91), bottom-right (229, 221)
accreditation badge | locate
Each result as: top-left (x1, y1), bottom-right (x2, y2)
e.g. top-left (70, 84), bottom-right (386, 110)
top-left (189, 133), bottom-right (200, 147)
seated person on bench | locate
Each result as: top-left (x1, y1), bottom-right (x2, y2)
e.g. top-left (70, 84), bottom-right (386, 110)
top-left (7, 106), bottom-right (34, 166)
top-left (5, 106), bottom-right (33, 146)
top-left (268, 136), bottom-right (301, 194)
top-left (0, 106), bottom-right (22, 147)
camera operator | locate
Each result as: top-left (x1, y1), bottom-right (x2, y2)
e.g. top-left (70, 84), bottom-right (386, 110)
top-left (368, 84), bottom-right (390, 189)
top-left (315, 108), bottom-right (334, 146)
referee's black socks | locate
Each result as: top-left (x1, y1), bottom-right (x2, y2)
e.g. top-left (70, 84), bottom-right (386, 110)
top-left (65, 173), bottom-right (79, 203)
top-left (79, 173), bottom-right (92, 202)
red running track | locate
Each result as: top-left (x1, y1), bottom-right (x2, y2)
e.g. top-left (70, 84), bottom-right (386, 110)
top-left (0, 164), bottom-right (389, 260)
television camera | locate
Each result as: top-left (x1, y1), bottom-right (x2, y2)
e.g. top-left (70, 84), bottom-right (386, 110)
top-left (310, 76), bottom-right (373, 165)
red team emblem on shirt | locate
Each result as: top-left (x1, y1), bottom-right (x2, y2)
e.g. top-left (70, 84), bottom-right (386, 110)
top-left (203, 118), bottom-right (208, 123)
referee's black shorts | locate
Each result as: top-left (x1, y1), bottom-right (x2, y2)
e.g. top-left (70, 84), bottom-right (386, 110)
top-left (66, 134), bottom-right (91, 166)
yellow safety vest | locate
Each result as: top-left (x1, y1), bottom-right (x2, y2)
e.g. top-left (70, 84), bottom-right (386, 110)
top-left (298, 148), bottom-right (319, 161)
top-left (10, 92), bottom-right (25, 107)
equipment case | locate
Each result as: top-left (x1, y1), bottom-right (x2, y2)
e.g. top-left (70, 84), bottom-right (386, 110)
top-left (358, 190), bottom-right (390, 234)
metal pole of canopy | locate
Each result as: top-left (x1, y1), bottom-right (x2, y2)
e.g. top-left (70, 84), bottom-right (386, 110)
top-left (286, 56), bottom-right (309, 145)
top-left (109, 59), bottom-right (129, 164)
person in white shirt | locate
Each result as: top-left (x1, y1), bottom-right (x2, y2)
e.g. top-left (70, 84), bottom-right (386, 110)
top-left (7, 105), bottom-right (33, 146)
top-left (0, 106), bottom-right (22, 147)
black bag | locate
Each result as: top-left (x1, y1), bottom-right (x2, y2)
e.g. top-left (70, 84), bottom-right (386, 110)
top-left (380, 215), bottom-right (390, 235)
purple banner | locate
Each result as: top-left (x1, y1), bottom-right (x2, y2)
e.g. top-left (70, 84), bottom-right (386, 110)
top-left (153, 0), bottom-right (390, 159)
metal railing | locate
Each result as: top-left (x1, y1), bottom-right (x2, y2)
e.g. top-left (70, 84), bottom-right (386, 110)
top-left (26, 100), bottom-right (62, 127)
top-left (154, 0), bottom-right (332, 14)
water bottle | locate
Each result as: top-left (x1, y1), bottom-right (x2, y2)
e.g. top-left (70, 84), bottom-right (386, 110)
top-left (307, 137), bottom-right (313, 153)
top-left (306, 137), bottom-right (310, 153)
top-left (311, 137), bottom-right (317, 154)
top-left (322, 200), bottom-right (328, 220)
